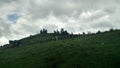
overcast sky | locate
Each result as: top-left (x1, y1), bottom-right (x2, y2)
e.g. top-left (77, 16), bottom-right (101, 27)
top-left (0, 0), bottom-right (120, 45)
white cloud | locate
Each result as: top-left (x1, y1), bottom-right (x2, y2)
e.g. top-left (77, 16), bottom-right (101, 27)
top-left (0, 37), bottom-right (9, 46)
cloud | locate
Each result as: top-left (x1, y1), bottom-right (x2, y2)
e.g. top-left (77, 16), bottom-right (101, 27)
top-left (0, 37), bottom-right (9, 46)
top-left (0, 0), bottom-right (120, 45)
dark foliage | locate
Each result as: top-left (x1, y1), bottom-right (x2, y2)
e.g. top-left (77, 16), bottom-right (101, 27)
top-left (9, 40), bottom-right (22, 47)
top-left (40, 28), bottom-right (48, 34)
top-left (97, 30), bottom-right (101, 34)
top-left (60, 28), bottom-right (69, 35)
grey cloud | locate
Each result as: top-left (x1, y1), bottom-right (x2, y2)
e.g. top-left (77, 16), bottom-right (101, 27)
top-left (0, 0), bottom-right (16, 2)
top-left (26, 0), bottom-right (119, 20)
top-left (0, 0), bottom-right (17, 4)
top-left (27, 0), bottom-right (82, 19)
top-left (0, 19), bottom-right (11, 37)
top-left (92, 22), bottom-right (114, 29)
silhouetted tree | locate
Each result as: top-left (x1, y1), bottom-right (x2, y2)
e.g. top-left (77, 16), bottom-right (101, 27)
top-left (40, 30), bottom-right (43, 34)
top-left (82, 32), bottom-right (85, 35)
top-left (60, 28), bottom-right (69, 35)
top-left (56, 30), bottom-right (59, 35)
top-left (54, 30), bottom-right (60, 35)
top-left (109, 28), bottom-right (114, 32)
top-left (54, 30), bottom-right (57, 34)
top-left (70, 32), bottom-right (74, 38)
top-left (40, 28), bottom-right (48, 34)
top-left (60, 28), bottom-right (64, 35)
top-left (64, 30), bottom-right (69, 35)
top-left (97, 30), bottom-right (101, 34)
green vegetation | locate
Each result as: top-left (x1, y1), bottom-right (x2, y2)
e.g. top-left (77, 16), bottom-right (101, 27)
top-left (0, 30), bottom-right (120, 68)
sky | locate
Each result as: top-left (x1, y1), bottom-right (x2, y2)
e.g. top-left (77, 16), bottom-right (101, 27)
top-left (0, 0), bottom-right (120, 46)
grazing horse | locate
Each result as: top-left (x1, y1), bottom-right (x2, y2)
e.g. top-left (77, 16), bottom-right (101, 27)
top-left (51, 36), bottom-right (58, 41)
top-left (55, 36), bottom-right (58, 40)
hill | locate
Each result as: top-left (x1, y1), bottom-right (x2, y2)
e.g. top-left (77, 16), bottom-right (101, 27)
top-left (0, 30), bottom-right (120, 68)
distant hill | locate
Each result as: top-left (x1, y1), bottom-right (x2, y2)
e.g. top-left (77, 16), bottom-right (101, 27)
top-left (0, 30), bottom-right (120, 68)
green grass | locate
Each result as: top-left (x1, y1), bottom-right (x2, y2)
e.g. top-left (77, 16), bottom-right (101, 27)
top-left (0, 30), bottom-right (120, 68)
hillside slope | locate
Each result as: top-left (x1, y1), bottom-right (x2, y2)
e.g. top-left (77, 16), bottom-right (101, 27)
top-left (0, 30), bottom-right (120, 68)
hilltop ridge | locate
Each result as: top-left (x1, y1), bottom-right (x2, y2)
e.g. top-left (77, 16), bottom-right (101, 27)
top-left (0, 29), bottom-right (120, 68)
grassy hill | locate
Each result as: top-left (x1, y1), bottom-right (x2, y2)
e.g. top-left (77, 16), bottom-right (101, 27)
top-left (0, 30), bottom-right (120, 68)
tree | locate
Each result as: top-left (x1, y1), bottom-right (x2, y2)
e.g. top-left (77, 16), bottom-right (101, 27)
top-left (60, 28), bottom-right (69, 35)
top-left (40, 28), bottom-right (48, 34)
top-left (40, 30), bottom-right (43, 34)
top-left (54, 30), bottom-right (57, 34)
top-left (60, 28), bottom-right (64, 35)
top-left (97, 30), bottom-right (101, 34)
top-left (64, 30), bottom-right (69, 35)
top-left (82, 32), bottom-right (85, 35)
top-left (109, 28), bottom-right (114, 32)
top-left (54, 30), bottom-right (59, 35)
top-left (56, 30), bottom-right (59, 35)
top-left (70, 32), bottom-right (73, 38)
